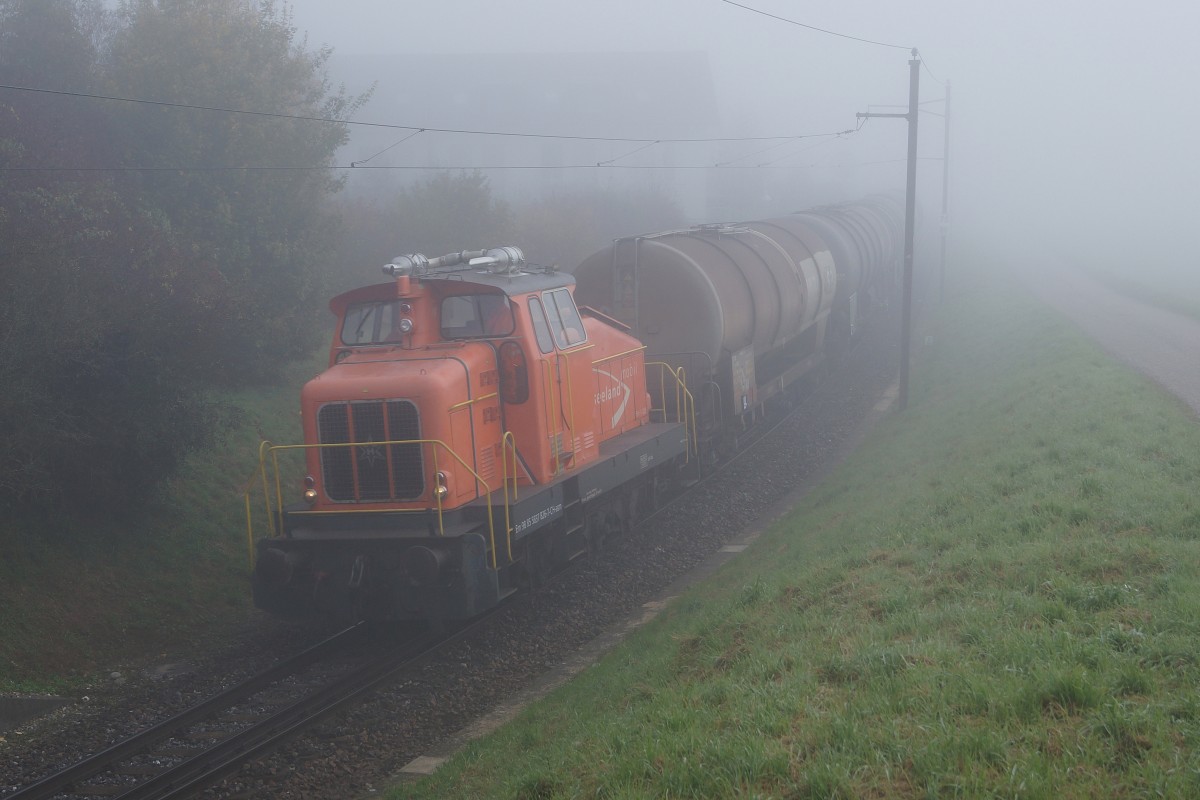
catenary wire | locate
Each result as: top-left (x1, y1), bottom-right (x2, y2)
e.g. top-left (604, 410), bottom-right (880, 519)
top-left (350, 128), bottom-right (425, 167)
top-left (597, 140), bottom-right (661, 167)
top-left (718, 1), bottom-right (944, 85)
top-left (718, 0), bottom-right (911, 50)
top-left (1, 159), bottom-right (941, 173)
top-left (0, 82), bottom-right (854, 145)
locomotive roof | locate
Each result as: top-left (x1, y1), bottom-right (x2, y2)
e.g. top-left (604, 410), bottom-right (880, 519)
top-left (419, 265), bottom-right (576, 294)
top-left (330, 265), bottom-right (575, 313)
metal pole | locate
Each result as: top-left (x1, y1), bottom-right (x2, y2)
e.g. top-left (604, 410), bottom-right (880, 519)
top-left (898, 50), bottom-right (920, 411)
top-left (939, 80), bottom-right (951, 305)
top-left (855, 53), bottom-right (923, 412)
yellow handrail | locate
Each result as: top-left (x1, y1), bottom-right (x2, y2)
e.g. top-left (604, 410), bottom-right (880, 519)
top-left (560, 354), bottom-right (578, 461)
top-left (538, 359), bottom-right (559, 473)
top-left (501, 430), bottom-right (519, 561)
top-left (242, 358), bottom-right (696, 572)
top-left (591, 345), bottom-right (647, 365)
top-left (449, 391), bottom-right (499, 411)
top-left (243, 437), bottom-right (508, 570)
top-left (646, 361), bottom-right (698, 464)
top-left (502, 430), bottom-right (519, 504)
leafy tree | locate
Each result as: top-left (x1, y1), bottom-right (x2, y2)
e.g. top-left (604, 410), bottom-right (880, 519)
top-left (0, 0), bottom-right (363, 511)
top-left (0, 0), bottom-right (120, 503)
top-left (104, 0), bottom-right (366, 383)
top-left (0, 166), bottom-right (217, 507)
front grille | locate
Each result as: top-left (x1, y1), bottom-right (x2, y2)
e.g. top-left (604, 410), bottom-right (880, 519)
top-left (317, 401), bottom-right (423, 502)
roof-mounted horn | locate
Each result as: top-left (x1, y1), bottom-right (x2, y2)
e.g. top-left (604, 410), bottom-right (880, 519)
top-left (383, 253), bottom-right (429, 277)
top-left (469, 246), bottom-right (526, 274)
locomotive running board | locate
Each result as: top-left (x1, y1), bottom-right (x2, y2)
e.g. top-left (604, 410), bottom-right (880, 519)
top-left (464, 421), bottom-right (689, 546)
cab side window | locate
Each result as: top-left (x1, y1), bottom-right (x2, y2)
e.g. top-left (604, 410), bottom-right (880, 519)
top-left (527, 296), bottom-right (555, 354)
top-left (544, 288), bottom-right (586, 348)
top-left (479, 294), bottom-right (514, 335)
top-left (441, 294), bottom-right (513, 339)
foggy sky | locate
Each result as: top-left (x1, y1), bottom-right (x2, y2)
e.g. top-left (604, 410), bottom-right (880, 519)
top-left (285, 0), bottom-right (1200, 275)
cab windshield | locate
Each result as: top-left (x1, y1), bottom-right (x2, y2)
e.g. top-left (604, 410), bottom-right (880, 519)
top-left (340, 301), bottom-right (407, 345)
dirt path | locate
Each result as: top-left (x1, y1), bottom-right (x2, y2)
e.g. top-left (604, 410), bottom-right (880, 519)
top-left (1024, 261), bottom-right (1200, 417)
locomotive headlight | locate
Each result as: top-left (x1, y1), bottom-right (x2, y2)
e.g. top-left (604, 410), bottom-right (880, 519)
top-left (303, 475), bottom-right (318, 504)
top-left (434, 471), bottom-right (449, 499)
top-left (399, 317), bottom-right (414, 334)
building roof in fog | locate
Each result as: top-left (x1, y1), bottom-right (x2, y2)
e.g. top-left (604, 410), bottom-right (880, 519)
top-left (332, 51), bottom-right (721, 138)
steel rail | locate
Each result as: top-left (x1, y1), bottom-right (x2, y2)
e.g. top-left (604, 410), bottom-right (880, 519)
top-left (114, 607), bottom-right (507, 800)
top-left (111, 634), bottom-right (440, 800)
top-left (6, 623), bottom-right (367, 800)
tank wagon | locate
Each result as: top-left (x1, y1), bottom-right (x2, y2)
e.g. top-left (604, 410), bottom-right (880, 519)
top-left (251, 247), bottom-right (691, 623)
top-left (572, 196), bottom-right (902, 452)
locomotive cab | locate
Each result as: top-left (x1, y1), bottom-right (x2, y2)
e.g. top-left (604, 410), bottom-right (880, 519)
top-left (252, 247), bottom-right (690, 622)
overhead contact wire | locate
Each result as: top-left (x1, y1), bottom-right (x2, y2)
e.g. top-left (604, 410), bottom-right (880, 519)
top-left (597, 140), bottom-right (661, 166)
top-left (0, 83), bottom-right (851, 144)
top-left (718, 0), bottom-right (912, 49)
top-left (350, 128), bottom-right (425, 167)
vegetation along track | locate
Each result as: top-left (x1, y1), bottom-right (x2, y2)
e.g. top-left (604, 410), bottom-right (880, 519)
top-left (2, 307), bottom-right (899, 799)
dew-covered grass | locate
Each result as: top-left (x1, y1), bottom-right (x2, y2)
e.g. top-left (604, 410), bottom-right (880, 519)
top-left (399, 260), bottom-right (1200, 799)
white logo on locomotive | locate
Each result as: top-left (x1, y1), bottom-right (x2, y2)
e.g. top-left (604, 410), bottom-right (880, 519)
top-left (592, 367), bottom-right (632, 427)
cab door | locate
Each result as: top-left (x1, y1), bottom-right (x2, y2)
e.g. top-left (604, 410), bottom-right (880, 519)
top-left (523, 293), bottom-right (567, 476)
top-left (540, 288), bottom-right (598, 472)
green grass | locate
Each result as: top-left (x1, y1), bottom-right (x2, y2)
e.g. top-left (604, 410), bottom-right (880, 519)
top-left (397, 257), bottom-right (1200, 799)
top-left (0, 353), bottom-right (323, 690)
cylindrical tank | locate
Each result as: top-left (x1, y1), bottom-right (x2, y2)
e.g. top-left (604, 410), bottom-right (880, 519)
top-left (572, 197), bottom-right (901, 376)
top-left (573, 222), bottom-right (836, 374)
top-left (794, 196), bottom-right (903, 309)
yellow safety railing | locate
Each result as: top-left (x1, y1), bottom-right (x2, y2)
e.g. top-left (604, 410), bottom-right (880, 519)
top-left (243, 437), bottom-right (516, 570)
top-left (501, 430), bottom-right (520, 504)
top-left (500, 430), bottom-right (519, 552)
top-left (560, 354), bottom-right (578, 461)
top-left (646, 361), bottom-right (698, 463)
top-left (539, 355), bottom-right (580, 474)
top-left (538, 360), bottom-right (559, 472)
top-left (449, 391), bottom-right (499, 411)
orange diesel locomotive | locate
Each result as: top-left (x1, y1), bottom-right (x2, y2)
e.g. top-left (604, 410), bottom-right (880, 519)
top-left (251, 247), bottom-right (692, 622)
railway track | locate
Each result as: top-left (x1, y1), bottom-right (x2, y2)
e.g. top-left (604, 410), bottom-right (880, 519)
top-left (6, 614), bottom-right (496, 800)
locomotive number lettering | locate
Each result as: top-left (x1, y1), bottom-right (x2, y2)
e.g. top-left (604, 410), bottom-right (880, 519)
top-left (514, 502), bottom-right (564, 535)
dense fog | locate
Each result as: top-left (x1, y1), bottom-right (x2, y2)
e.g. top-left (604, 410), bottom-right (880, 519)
top-left (2, 0), bottom-right (1196, 509)
top-left (286, 0), bottom-right (1200, 281)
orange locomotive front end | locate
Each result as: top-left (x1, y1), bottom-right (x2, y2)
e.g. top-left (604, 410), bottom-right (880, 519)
top-left (252, 247), bottom-right (691, 622)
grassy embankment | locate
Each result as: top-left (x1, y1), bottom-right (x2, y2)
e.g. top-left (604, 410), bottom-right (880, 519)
top-left (400, 260), bottom-right (1200, 798)
top-left (0, 355), bottom-right (322, 691)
